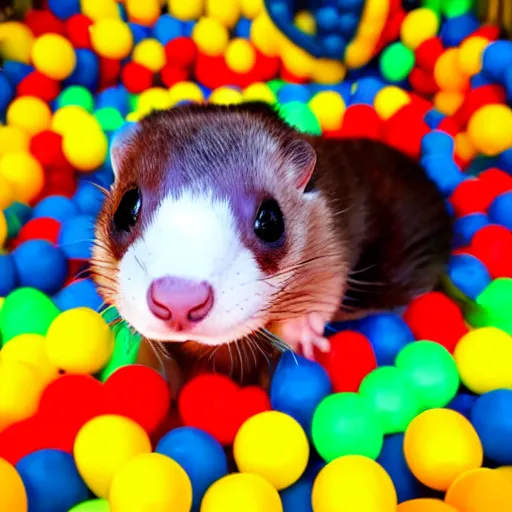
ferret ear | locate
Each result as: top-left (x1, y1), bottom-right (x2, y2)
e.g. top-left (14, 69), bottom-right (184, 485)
top-left (283, 139), bottom-right (317, 193)
top-left (110, 121), bottom-right (140, 178)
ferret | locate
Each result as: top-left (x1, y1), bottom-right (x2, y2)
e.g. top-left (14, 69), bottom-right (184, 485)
top-left (92, 102), bottom-right (452, 384)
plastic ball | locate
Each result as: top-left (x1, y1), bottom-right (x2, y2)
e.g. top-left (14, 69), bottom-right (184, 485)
top-left (226, 38), bottom-right (256, 73)
top-left (132, 39), bottom-right (166, 73)
top-left (31, 34), bottom-right (76, 80)
top-left (397, 499), bottom-right (458, 511)
top-left (434, 48), bottom-right (469, 91)
top-left (156, 427), bottom-right (228, 510)
top-left (457, 36), bottom-right (488, 76)
top-left (403, 408), bottom-right (483, 491)
top-left (125, 0), bottom-right (160, 26)
top-left (0, 22), bottom-right (35, 64)
top-left (73, 415), bottom-right (152, 498)
top-left (0, 254), bottom-right (16, 295)
top-left (51, 105), bottom-right (94, 135)
top-left (69, 500), bottom-right (109, 512)
top-left (152, 14), bottom-right (183, 45)
top-left (380, 42), bottom-right (415, 82)
top-left (57, 85), bottom-right (94, 112)
top-left (374, 86), bottom-right (411, 120)
top-left (445, 467), bottom-right (512, 512)
top-left (0, 152), bottom-right (45, 204)
top-left (243, 82), bottom-right (276, 103)
top-left (234, 411), bottom-right (309, 490)
top-left (57, 215), bottom-right (95, 259)
top-left (52, 279), bottom-right (102, 312)
top-left (311, 392), bottom-right (383, 462)
top-left (0, 126), bottom-right (30, 156)
top-left (90, 19), bottom-right (133, 59)
top-left (279, 101), bottom-right (321, 135)
top-left (6, 96), bottom-right (51, 136)
top-left (0, 458), bottom-right (27, 512)
top-left (448, 253), bottom-right (491, 300)
top-left (279, 477), bottom-right (313, 512)
top-left (250, 12), bottom-right (281, 57)
top-left (192, 17), bottom-right (229, 56)
top-left (312, 455), bottom-right (397, 512)
top-left (168, 0), bottom-right (204, 21)
top-left (401, 8), bottom-right (440, 50)
top-left (467, 104), bottom-right (512, 156)
top-left (482, 40), bottom-right (512, 82)
top-left (489, 191), bottom-right (512, 230)
top-left (29, 130), bottom-right (67, 169)
top-left (206, 0), bottom-right (241, 28)
top-left (308, 91), bottom-right (345, 131)
top-left (209, 86), bottom-right (244, 105)
top-left (62, 124), bottom-right (108, 171)
top-left (200, 473), bottom-right (283, 512)
top-left (32, 195), bottom-right (79, 222)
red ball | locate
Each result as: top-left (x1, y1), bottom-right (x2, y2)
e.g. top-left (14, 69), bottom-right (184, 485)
top-left (409, 67), bottom-right (439, 95)
top-left (65, 14), bottom-right (93, 49)
top-left (229, 385), bottom-right (271, 438)
top-left (30, 130), bottom-right (68, 168)
top-left (164, 37), bottom-right (197, 68)
top-left (415, 37), bottom-right (445, 71)
top-left (99, 57), bottom-right (121, 90)
top-left (194, 53), bottom-right (231, 89)
top-left (479, 168), bottom-right (512, 198)
top-left (470, 24), bottom-right (500, 41)
top-left (121, 61), bottom-right (154, 93)
top-left (380, 9), bottom-right (405, 48)
top-left (449, 178), bottom-right (493, 216)
top-left (160, 65), bottom-right (189, 88)
top-left (12, 217), bottom-right (61, 248)
top-left (17, 71), bottom-right (60, 102)
top-left (403, 291), bottom-right (468, 353)
top-left (253, 50), bottom-right (280, 81)
top-left (340, 104), bottom-right (383, 140)
top-left (469, 224), bottom-right (512, 278)
top-left (39, 166), bottom-right (77, 199)
top-left (315, 331), bottom-right (377, 393)
top-left (453, 85), bottom-right (506, 128)
top-left (103, 365), bottom-right (171, 435)
top-left (24, 8), bottom-right (66, 37)
top-left (280, 65), bottom-right (309, 84)
top-left (436, 116), bottom-right (460, 137)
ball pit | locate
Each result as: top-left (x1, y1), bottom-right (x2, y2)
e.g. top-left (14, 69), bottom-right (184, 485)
top-left (0, 0), bottom-right (512, 511)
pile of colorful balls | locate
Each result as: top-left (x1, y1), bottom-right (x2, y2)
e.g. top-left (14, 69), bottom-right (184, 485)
top-left (0, 0), bottom-right (512, 510)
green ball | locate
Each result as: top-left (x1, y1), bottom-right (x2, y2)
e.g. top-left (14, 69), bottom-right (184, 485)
top-left (57, 86), bottom-right (95, 112)
top-left (395, 340), bottom-right (460, 410)
top-left (441, 0), bottom-right (474, 18)
top-left (278, 101), bottom-right (322, 136)
top-left (94, 107), bottom-right (125, 132)
top-left (69, 499), bottom-right (109, 511)
top-left (422, 0), bottom-right (442, 12)
top-left (128, 93), bottom-right (139, 113)
top-left (0, 287), bottom-right (60, 345)
top-left (359, 366), bottom-right (422, 434)
top-left (311, 392), bottom-right (384, 462)
top-left (267, 79), bottom-right (286, 95)
top-left (380, 42), bottom-right (415, 83)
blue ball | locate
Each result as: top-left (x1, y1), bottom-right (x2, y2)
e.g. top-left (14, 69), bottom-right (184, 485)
top-left (489, 191), bottom-right (512, 230)
top-left (0, 254), bottom-right (17, 296)
top-left (421, 130), bottom-right (455, 156)
top-left (3, 60), bottom-right (33, 85)
top-left (424, 109), bottom-right (446, 129)
top-left (13, 240), bottom-right (68, 295)
top-left (152, 14), bottom-right (184, 45)
top-left (280, 478), bottom-right (313, 512)
top-left (470, 71), bottom-right (494, 88)
top-left (447, 392), bottom-right (477, 419)
top-left (57, 215), bottom-right (95, 260)
top-left (316, 6), bottom-right (339, 33)
top-left (338, 13), bottom-right (358, 36)
top-left (322, 34), bottom-right (346, 58)
top-left (73, 181), bottom-right (106, 217)
top-left (64, 49), bottom-right (99, 91)
top-left (337, 0), bottom-right (364, 9)
top-left (505, 66), bottom-right (512, 103)
top-left (129, 22), bottom-right (152, 45)
top-left (16, 449), bottom-right (89, 512)
top-left (448, 253), bottom-right (491, 300)
top-left (53, 278), bottom-right (103, 311)
top-left (235, 17), bottom-right (252, 38)
top-left (7, 201), bottom-right (32, 225)
top-left (278, 83), bottom-right (312, 104)
top-left (482, 40), bottom-right (512, 83)
top-left (377, 434), bottom-right (427, 503)
top-left (440, 14), bottom-right (480, 47)
top-left (350, 77), bottom-right (383, 105)
top-left (498, 148), bottom-right (512, 174)
top-left (0, 70), bottom-right (14, 116)
top-left (32, 195), bottom-right (79, 223)
top-left (420, 154), bottom-right (464, 197)
top-left (270, 351), bottom-right (332, 435)
top-left (47, 0), bottom-right (80, 19)
top-left (357, 313), bottom-right (414, 366)
top-left (80, 165), bottom-right (115, 189)
top-left (453, 213), bottom-right (490, 248)
top-left (471, 389), bottom-right (512, 465)
top-left (156, 427), bottom-right (228, 511)
top-left (182, 20), bottom-right (195, 37)
top-left (96, 86), bottom-right (130, 117)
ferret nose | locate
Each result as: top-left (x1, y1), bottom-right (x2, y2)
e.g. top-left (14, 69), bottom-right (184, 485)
top-left (147, 276), bottom-right (214, 328)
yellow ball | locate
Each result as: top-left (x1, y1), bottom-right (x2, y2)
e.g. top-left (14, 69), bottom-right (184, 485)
top-left (467, 104), bottom-right (512, 157)
top-left (0, 21), bottom-right (35, 64)
top-left (294, 11), bottom-right (316, 35)
top-left (400, 8), bottom-right (440, 50)
top-left (281, 41), bottom-right (315, 78)
top-left (7, 96), bottom-right (51, 136)
top-left (312, 455), bottom-right (397, 512)
top-left (496, 466), bottom-right (512, 483)
top-left (31, 34), bottom-right (76, 81)
top-left (434, 90), bottom-right (465, 116)
top-left (90, 19), bottom-right (134, 59)
top-left (309, 91), bottom-right (346, 131)
top-left (109, 453), bottom-right (192, 512)
top-left (62, 124), bottom-right (108, 172)
top-left (81, 0), bottom-right (120, 21)
top-left (374, 86), bottom-right (411, 120)
top-left (234, 411), bottom-right (309, 490)
top-left (0, 152), bottom-right (45, 203)
top-left (243, 82), bottom-right (276, 104)
top-left (434, 48), bottom-right (469, 91)
top-left (125, 0), bottom-right (160, 26)
top-left (403, 409), bottom-right (483, 491)
top-left (74, 415), bottom-right (152, 498)
top-left (209, 86), bottom-right (244, 105)
top-left (250, 12), bottom-right (281, 57)
top-left (137, 87), bottom-right (173, 116)
top-left (457, 36), bottom-right (489, 76)
top-left (168, 81), bottom-right (204, 106)
top-left (240, 0), bottom-right (263, 19)
top-left (206, 0), bottom-right (241, 28)
top-left (453, 327), bottom-right (512, 394)
top-left (226, 38), bottom-right (256, 74)
top-left (455, 131), bottom-right (477, 162)
top-left (445, 468), bottom-right (512, 512)
top-left (200, 473), bottom-right (283, 512)
top-left (45, 308), bottom-right (114, 374)
top-left (192, 16), bottom-right (229, 56)
top-left (51, 106), bottom-right (95, 136)
top-left (132, 39), bottom-right (166, 73)
top-left (0, 126), bottom-right (30, 156)
top-left (397, 499), bottom-right (458, 511)
top-left (0, 211), bottom-right (7, 247)
top-left (168, 0), bottom-right (204, 21)
top-left (0, 360), bottom-right (45, 431)
top-left (311, 59), bottom-right (346, 85)
top-left (345, 40), bottom-right (374, 69)
top-left (0, 458), bottom-right (28, 512)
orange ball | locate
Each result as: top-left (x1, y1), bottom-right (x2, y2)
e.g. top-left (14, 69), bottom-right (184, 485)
top-left (397, 499), bottom-right (458, 512)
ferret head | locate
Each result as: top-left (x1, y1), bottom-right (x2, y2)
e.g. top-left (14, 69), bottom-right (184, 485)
top-left (93, 103), bottom-right (345, 346)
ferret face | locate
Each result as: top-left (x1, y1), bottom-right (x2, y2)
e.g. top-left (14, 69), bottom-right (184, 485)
top-left (93, 105), bottom-right (339, 346)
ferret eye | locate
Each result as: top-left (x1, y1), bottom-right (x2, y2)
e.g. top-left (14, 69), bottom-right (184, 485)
top-left (254, 199), bottom-right (285, 244)
top-left (113, 187), bottom-right (141, 232)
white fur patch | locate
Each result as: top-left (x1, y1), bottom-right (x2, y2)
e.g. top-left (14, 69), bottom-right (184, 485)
top-left (117, 190), bottom-right (270, 345)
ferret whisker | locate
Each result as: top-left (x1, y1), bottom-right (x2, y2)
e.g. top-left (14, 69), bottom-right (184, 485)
top-left (235, 342), bottom-right (244, 383)
top-left (349, 264), bottom-right (377, 276)
top-left (346, 277), bottom-right (385, 287)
